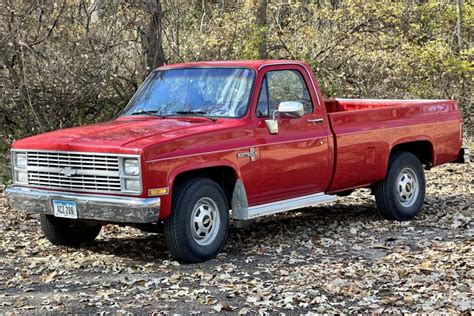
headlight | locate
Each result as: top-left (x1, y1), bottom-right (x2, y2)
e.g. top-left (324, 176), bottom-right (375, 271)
top-left (123, 158), bottom-right (139, 176)
top-left (13, 152), bottom-right (28, 184)
top-left (124, 179), bottom-right (141, 191)
top-left (15, 152), bottom-right (27, 168)
top-left (15, 170), bottom-right (28, 184)
top-left (119, 156), bottom-right (141, 194)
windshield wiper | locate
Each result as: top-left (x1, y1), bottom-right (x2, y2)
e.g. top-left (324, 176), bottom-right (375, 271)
top-left (174, 110), bottom-right (216, 122)
top-left (129, 110), bottom-right (166, 118)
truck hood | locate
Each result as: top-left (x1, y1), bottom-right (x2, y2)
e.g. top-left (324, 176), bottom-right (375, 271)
top-left (12, 116), bottom-right (218, 154)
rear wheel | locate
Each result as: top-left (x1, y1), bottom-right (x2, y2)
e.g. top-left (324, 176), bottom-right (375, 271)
top-left (40, 214), bottom-right (102, 246)
top-left (374, 152), bottom-right (426, 221)
top-left (164, 177), bottom-right (229, 263)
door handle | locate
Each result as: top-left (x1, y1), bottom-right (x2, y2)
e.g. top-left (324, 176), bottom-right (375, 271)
top-left (307, 118), bottom-right (324, 124)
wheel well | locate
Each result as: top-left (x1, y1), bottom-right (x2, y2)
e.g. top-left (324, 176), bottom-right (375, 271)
top-left (172, 166), bottom-right (238, 209)
top-left (390, 141), bottom-right (433, 166)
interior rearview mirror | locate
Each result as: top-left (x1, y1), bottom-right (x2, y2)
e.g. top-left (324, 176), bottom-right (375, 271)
top-left (264, 101), bottom-right (304, 135)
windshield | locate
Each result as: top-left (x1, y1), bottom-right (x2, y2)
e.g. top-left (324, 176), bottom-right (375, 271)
top-left (122, 67), bottom-right (255, 118)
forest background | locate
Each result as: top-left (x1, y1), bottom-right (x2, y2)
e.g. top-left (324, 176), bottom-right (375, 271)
top-left (1, 0), bottom-right (472, 183)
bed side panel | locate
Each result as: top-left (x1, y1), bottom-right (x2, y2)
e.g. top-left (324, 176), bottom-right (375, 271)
top-left (327, 100), bottom-right (462, 193)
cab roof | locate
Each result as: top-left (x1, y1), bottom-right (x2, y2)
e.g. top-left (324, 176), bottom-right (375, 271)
top-left (157, 60), bottom-right (307, 71)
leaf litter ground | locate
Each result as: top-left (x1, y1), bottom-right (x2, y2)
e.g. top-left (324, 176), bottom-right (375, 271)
top-left (0, 164), bottom-right (472, 313)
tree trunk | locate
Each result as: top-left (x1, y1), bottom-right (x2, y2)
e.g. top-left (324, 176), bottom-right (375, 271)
top-left (256, 0), bottom-right (268, 59)
top-left (455, 0), bottom-right (462, 54)
top-left (141, 0), bottom-right (166, 72)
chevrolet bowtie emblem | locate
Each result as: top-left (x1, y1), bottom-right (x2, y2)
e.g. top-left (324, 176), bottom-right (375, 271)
top-left (60, 167), bottom-right (77, 177)
top-left (237, 147), bottom-right (257, 162)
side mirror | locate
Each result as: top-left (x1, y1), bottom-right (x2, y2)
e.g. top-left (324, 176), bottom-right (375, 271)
top-left (264, 101), bottom-right (304, 135)
top-left (278, 101), bottom-right (304, 119)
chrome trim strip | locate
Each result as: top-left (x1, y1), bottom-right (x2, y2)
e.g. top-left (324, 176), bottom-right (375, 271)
top-left (5, 186), bottom-right (160, 224)
top-left (233, 192), bottom-right (337, 220)
top-left (26, 166), bottom-right (119, 177)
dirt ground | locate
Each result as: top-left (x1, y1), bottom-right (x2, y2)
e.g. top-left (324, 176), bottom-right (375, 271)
top-left (0, 163), bottom-right (472, 314)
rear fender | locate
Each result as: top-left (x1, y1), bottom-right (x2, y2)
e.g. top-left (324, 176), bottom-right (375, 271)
top-left (389, 137), bottom-right (434, 169)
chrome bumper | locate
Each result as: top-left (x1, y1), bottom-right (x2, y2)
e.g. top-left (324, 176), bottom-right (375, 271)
top-left (4, 186), bottom-right (161, 224)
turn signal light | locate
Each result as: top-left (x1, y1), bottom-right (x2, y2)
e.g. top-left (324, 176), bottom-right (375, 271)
top-left (148, 187), bottom-right (169, 196)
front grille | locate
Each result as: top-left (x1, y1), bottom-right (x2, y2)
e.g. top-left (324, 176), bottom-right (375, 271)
top-left (28, 171), bottom-right (122, 192)
top-left (27, 152), bottom-right (119, 172)
top-left (23, 151), bottom-right (123, 193)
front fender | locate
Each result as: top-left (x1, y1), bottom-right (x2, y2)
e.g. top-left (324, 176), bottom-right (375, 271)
top-left (153, 159), bottom-right (242, 219)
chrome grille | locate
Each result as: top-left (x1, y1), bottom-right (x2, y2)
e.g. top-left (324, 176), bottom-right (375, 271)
top-left (23, 151), bottom-right (123, 193)
top-left (27, 152), bottom-right (119, 172)
top-left (28, 172), bottom-right (121, 191)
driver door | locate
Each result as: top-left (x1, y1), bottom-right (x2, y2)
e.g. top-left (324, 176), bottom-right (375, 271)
top-left (254, 65), bottom-right (332, 203)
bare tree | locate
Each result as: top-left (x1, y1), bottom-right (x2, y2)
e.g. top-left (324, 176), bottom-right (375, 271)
top-left (256, 0), bottom-right (268, 59)
top-left (455, 0), bottom-right (463, 53)
top-left (141, 0), bottom-right (166, 71)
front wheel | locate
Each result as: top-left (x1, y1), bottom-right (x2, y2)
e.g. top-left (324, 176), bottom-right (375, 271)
top-left (40, 214), bottom-right (102, 246)
top-left (164, 177), bottom-right (229, 263)
top-left (374, 151), bottom-right (426, 221)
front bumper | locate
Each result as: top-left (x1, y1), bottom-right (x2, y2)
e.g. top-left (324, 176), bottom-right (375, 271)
top-left (4, 186), bottom-right (161, 224)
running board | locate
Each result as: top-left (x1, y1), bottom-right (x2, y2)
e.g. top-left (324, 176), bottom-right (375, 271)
top-left (232, 190), bottom-right (337, 220)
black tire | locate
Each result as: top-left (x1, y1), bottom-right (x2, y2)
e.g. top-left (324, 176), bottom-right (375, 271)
top-left (164, 177), bottom-right (229, 263)
top-left (40, 214), bottom-right (102, 246)
top-left (374, 151), bottom-right (426, 221)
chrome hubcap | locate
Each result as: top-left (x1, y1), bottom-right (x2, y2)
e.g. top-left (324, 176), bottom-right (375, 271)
top-left (190, 197), bottom-right (220, 246)
top-left (397, 167), bottom-right (419, 207)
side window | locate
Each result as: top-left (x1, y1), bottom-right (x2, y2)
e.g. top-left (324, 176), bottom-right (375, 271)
top-left (256, 77), bottom-right (269, 117)
top-left (263, 70), bottom-right (313, 116)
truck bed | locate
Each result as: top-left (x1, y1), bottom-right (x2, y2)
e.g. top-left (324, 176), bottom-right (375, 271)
top-left (325, 99), bottom-right (463, 193)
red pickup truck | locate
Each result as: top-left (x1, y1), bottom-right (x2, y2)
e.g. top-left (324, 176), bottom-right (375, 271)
top-left (6, 60), bottom-right (468, 262)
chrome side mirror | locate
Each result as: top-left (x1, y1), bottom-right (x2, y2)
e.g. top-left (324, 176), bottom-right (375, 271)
top-left (264, 101), bottom-right (304, 135)
top-left (278, 101), bottom-right (304, 119)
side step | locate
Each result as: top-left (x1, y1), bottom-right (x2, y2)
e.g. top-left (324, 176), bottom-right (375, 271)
top-left (233, 192), bottom-right (337, 220)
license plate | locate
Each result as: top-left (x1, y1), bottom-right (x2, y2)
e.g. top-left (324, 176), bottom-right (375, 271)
top-left (52, 200), bottom-right (78, 219)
